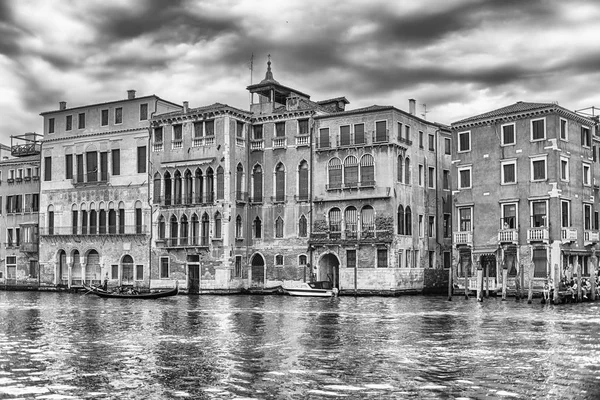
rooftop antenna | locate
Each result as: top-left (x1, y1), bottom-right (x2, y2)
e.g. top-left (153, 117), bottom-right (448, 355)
top-left (421, 103), bottom-right (429, 120)
top-left (248, 53), bottom-right (254, 107)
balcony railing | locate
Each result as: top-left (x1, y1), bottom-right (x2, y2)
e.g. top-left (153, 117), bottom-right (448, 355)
top-left (454, 231), bottom-right (473, 246)
top-left (72, 172), bottom-right (110, 186)
top-left (527, 227), bottom-right (549, 243)
top-left (584, 230), bottom-right (600, 245)
top-left (20, 242), bottom-right (38, 253)
top-left (295, 135), bottom-right (309, 146)
top-left (372, 129), bottom-right (389, 143)
top-left (4, 242), bottom-right (19, 249)
top-left (236, 191), bottom-right (248, 202)
top-left (192, 136), bottom-right (215, 147)
top-left (498, 229), bottom-right (518, 244)
top-left (236, 137), bottom-right (245, 147)
top-left (172, 140), bottom-right (183, 149)
top-left (40, 225), bottom-right (147, 236)
top-left (250, 139), bottom-right (264, 150)
top-left (153, 142), bottom-right (164, 152)
top-left (273, 137), bottom-right (287, 149)
top-left (561, 227), bottom-right (578, 242)
top-left (310, 229), bottom-right (393, 243)
top-left (164, 237), bottom-right (209, 248)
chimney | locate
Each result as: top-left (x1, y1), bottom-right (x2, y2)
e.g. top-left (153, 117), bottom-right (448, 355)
top-left (183, 101), bottom-right (189, 113)
top-left (59, 101), bottom-right (67, 110)
top-left (409, 99), bottom-right (416, 115)
top-left (127, 90), bottom-right (136, 100)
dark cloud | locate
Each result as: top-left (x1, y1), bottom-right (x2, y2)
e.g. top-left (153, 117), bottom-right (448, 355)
top-left (0, 1), bottom-right (26, 57)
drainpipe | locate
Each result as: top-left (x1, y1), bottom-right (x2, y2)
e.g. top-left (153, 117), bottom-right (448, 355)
top-left (245, 119), bottom-right (250, 289)
top-left (308, 115), bottom-right (315, 284)
top-left (147, 98), bottom-right (159, 290)
top-left (37, 136), bottom-right (43, 289)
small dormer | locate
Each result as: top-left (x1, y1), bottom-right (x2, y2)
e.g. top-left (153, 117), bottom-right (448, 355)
top-left (247, 56), bottom-right (311, 115)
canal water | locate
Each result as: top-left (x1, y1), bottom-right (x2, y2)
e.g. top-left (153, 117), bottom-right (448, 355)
top-left (0, 292), bottom-right (599, 400)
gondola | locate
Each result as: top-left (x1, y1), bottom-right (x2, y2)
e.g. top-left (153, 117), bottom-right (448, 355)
top-left (83, 281), bottom-right (178, 299)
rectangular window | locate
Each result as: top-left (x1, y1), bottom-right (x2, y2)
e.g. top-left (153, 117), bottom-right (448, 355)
top-left (235, 256), bottom-right (242, 278)
top-left (560, 157), bottom-right (569, 181)
top-left (137, 146), bottom-right (146, 173)
top-left (561, 200), bottom-right (570, 227)
top-left (419, 214), bottom-right (424, 237)
top-left (160, 257), bottom-right (169, 278)
top-left (111, 265), bottom-right (118, 280)
top-left (531, 201), bottom-right (547, 227)
top-left (428, 167), bottom-right (435, 188)
top-left (78, 113), bottom-right (85, 129)
top-left (583, 163), bottom-right (591, 185)
top-left (347, 250), bottom-right (356, 268)
top-left (459, 208), bottom-right (472, 231)
top-left (397, 122), bottom-right (403, 141)
top-left (458, 166), bottom-right (471, 189)
top-left (405, 125), bottom-right (411, 141)
top-left (443, 169), bottom-right (450, 190)
top-left (32, 194), bottom-right (39, 212)
top-left (44, 156), bottom-right (52, 181)
top-left (531, 156), bottom-right (546, 181)
top-left (502, 123), bottom-right (515, 145)
top-left (135, 265), bottom-right (144, 281)
top-left (584, 204), bottom-right (593, 230)
top-left (560, 118), bottom-right (568, 140)
top-left (319, 128), bottom-right (330, 148)
top-left (443, 213), bottom-right (451, 237)
top-left (101, 109), bottom-right (109, 126)
top-left (298, 119), bottom-right (309, 135)
top-left (354, 123), bottom-right (365, 144)
top-left (275, 122), bottom-right (285, 137)
top-left (458, 131), bottom-right (470, 152)
top-left (66, 115), bottom-right (72, 131)
top-left (253, 125), bottom-right (263, 140)
top-left (418, 164), bottom-right (424, 186)
top-left (429, 251), bottom-right (435, 269)
top-left (191, 122), bottom-right (202, 138)
top-left (205, 120), bottom-right (214, 136)
top-left (419, 131), bottom-right (424, 148)
top-left (236, 121), bottom-right (244, 137)
top-left (140, 103), bottom-right (148, 121)
top-left (444, 137), bottom-right (451, 155)
top-left (340, 125), bottom-right (351, 146)
top-left (531, 118), bottom-right (545, 140)
top-left (115, 107), bottom-right (123, 124)
top-left (443, 251), bottom-right (451, 269)
top-left (428, 216), bottom-right (435, 237)
top-left (397, 250), bottom-right (403, 268)
top-left (172, 124), bottom-right (183, 148)
top-left (582, 126), bottom-right (591, 147)
top-left (112, 149), bottom-right (120, 176)
top-left (65, 154), bottom-right (73, 179)
top-left (502, 203), bottom-right (517, 229)
top-left (48, 118), bottom-right (55, 134)
top-left (375, 121), bottom-right (387, 142)
top-left (501, 160), bottom-right (516, 184)
top-left (377, 249), bottom-right (388, 268)
top-left (428, 133), bottom-right (435, 151)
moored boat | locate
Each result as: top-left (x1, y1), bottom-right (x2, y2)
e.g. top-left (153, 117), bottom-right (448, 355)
top-left (83, 281), bottom-right (178, 299)
top-left (283, 281), bottom-right (338, 297)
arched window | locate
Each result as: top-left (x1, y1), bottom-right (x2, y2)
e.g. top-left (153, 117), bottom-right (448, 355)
top-left (195, 168), bottom-right (203, 204)
top-left (71, 204), bottom-right (78, 234)
top-left (345, 206), bottom-right (358, 238)
top-left (191, 214), bottom-right (199, 245)
top-left (252, 165), bottom-right (263, 202)
top-left (328, 158), bottom-right (342, 189)
top-left (170, 215), bottom-right (178, 246)
top-left (81, 203), bottom-right (88, 235)
top-left (158, 215), bottom-right (165, 239)
top-left (329, 208), bottom-right (342, 238)
top-left (235, 215), bottom-right (243, 238)
top-left (216, 166), bottom-right (224, 200)
top-left (164, 171), bottom-right (172, 205)
top-left (360, 154), bottom-right (375, 185)
top-left (72, 250), bottom-right (81, 284)
top-left (99, 209), bottom-right (107, 234)
top-left (236, 163), bottom-right (244, 200)
top-left (405, 157), bottom-right (411, 184)
top-left (299, 254), bottom-right (307, 266)
top-left (397, 155), bottom-right (403, 183)
top-left (201, 213), bottom-right (209, 245)
top-left (214, 212), bottom-right (222, 239)
top-left (180, 215), bottom-right (188, 245)
top-left (361, 206), bottom-right (375, 237)
top-left (344, 156), bottom-right (358, 187)
top-left (275, 254), bottom-right (284, 266)
top-left (121, 254), bottom-right (133, 285)
top-left (206, 167), bottom-right (214, 203)
top-left (405, 206), bottom-right (412, 235)
top-left (298, 215), bottom-right (307, 237)
top-left (298, 160), bottom-right (309, 201)
top-left (275, 216), bottom-right (284, 238)
top-left (135, 201), bottom-right (143, 234)
top-left (108, 207), bottom-right (116, 234)
top-left (89, 208), bottom-right (97, 235)
top-left (153, 172), bottom-right (162, 204)
top-left (47, 205), bottom-right (55, 235)
top-left (184, 169), bottom-right (193, 204)
top-left (118, 201), bottom-right (125, 234)
top-left (254, 217), bottom-right (262, 239)
top-left (398, 205), bottom-right (405, 235)
top-left (275, 163), bottom-right (285, 202)
top-left (174, 170), bottom-right (182, 205)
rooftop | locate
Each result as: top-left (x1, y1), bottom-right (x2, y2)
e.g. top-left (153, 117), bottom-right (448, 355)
top-left (452, 101), bottom-right (555, 125)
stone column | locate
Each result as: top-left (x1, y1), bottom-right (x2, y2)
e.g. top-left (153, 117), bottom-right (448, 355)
top-left (476, 259), bottom-right (483, 302)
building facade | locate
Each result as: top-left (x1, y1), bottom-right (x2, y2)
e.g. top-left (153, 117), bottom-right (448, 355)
top-left (0, 134), bottom-right (41, 288)
top-left (38, 91), bottom-right (181, 289)
top-left (451, 102), bottom-right (600, 294)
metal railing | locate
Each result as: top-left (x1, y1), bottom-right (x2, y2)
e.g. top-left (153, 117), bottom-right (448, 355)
top-left (40, 225), bottom-right (147, 236)
top-left (561, 227), bottom-right (578, 242)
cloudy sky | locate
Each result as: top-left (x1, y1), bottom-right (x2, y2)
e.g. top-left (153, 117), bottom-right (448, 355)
top-left (2, 0), bottom-right (600, 144)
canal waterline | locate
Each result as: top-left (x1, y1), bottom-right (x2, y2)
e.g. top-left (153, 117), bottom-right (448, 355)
top-left (1, 292), bottom-right (599, 399)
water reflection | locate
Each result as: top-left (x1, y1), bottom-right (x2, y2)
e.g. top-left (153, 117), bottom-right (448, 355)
top-left (1, 292), bottom-right (600, 399)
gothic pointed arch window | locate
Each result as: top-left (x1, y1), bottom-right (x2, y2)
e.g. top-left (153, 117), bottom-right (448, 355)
top-left (328, 158), bottom-right (342, 189)
top-left (201, 213), bottom-right (209, 245)
top-left (398, 205), bottom-right (405, 235)
top-left (360, 154), bottom-right (375, 185)
top-left (180, 214), bottom-right (189, 245)
top-left (275, 216), bottom-right (284, 238)
top-left (235, 215), bottom-right (243, 238)
top-left (214, 212), bottom-right (222, 239)
top-left (254, 216), bottom-right (262, 239)
top-left (405, 157), bottom-right (411, 184)
top-left (236, 163), bottom-right (244, 200)
top-left (275, 162), bottom-right (285, 202)
top-left (184, 169), bottom-right (193, 204)
top-left (164, 171), bottom-right (172, 205)
top-left (108, 206), bottom-right (116, 234)
top-left (298, 160), bottom-right (309, 201)
top-left (158, 215), bottom-right (165, 240)
top-left (195, 168), bottom-right (203, 204)
top-left (174, 170), bottom-right (182, 205)
top-left (153, 172), bottom-right (162, 204)
top-left (397, 156), bottom-right (404, 183)
top-left (170, 215), bottom-right (178, 246)
top-left (206, 167), bottom-right (214, 203)
top-left (298, 215), bottom-right (307, 237)
top-left (216, 166), bottom-right (224, 200)
top-left (405, 206), bottom-right (412, 235)
top-left (344, 156), bottom-right (358, 187)
top-left (191, 213), bottom-right (199, 245)
top-left (252, 164), bottom-right (263, 202)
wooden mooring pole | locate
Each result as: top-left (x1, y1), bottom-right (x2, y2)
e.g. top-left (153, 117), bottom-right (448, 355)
top-left (485, 262), bottom-right (489, 298)
top-left (577, 258), bottom-right (582, 302)
top-left (502, 267), bottom-right (508, 301)
top-left (591, 249), bottom-right (597, 301)
top-left (527, 260), bottom-right (534, 304)
top-left (448, 261), bottom-right (453, 301)
top-left (476, 262), bottom-right (483, 302)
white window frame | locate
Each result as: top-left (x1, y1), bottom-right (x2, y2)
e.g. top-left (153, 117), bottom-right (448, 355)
top-left (583, 162), bottom-right (591, 186)
top-left (530, 199), bottom-right (548, 227)
top-left (560, 156), bottom-right (569, 182)
top-left (500, 159), bottom-right (517, 185)
top-left (501, 202), bottom-right (518, 229)
top-left (418, 164), bottom-right (424, 187)
top-left (561, 200), bottom-right (571, 227)
top-left (560, 118), bottom-right (568, 141)
top-left (418, 214), bottom-right (424, 237)
top-left (458, 207), bottom-right (473, 231)
top-left (160, 256), bottom-right (170, 279)
top-left (275, 254), bottom-right (284, 266)
top-left (584, 203), bottom-right (593, 231)
top-left (582, 125), bottom-right (592, 148)
top-left (114, 107), bottom-right (123, 125)
top-left (457, 131), bottom-right (471, 152)
top-left (101, 109), bottom-right (109, 127)
top-left (530, 155), bottom-right (547, 182)
top-left (457, 165), bottom-right (472, 189)
top-left (501, 122), bottom-right (516, 146)
top-left (530, 117), bottom-right (546, 141)
top-left (375, 119), bottom-right (388, 140)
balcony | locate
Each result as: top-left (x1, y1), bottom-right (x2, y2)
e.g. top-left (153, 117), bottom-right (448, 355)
top-left (4, 242), bottom-right (19, 249)
top-left (498, 229), bottom-right (518, 244)
top-left (72, 172), bottom-right (110, 187)
top-left (527, 227), bottom-right (549, 243)
top-left (236, 191), bottom-right (248, 203)
top-left (584, 230), bottom-right (600, 246)
top-left (309, 228), bottom-right (393, 244)
top-left (250, 139), bottom-right (264, 151)
top-left (40, 225), bottom-right (148, 236)
top-left (193, 136), bottom-right (215, 147)
top-left (172, 140), bottom-right (183, 149)
top-left (236, 137), bottom-right (245, 147)
top-left (561, 227), bottom-right (578, 243)
top-left (164, 237), bottom-right (209, 248)
top-left (20, 242), bottom-right (38, 253)
top-left (153, 142), bottom-right (164, 152)
top-left (272, 137), bottom-right (287, 149)
top-left (372, 129), bottom-right (389, 143)
top-left (295, 135), bottom-right (309, 146)
top-left (454, 231), bottom-right (473, 246)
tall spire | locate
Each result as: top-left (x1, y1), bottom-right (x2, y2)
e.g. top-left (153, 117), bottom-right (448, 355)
top-left (265, 54), bottom-right (274, 81)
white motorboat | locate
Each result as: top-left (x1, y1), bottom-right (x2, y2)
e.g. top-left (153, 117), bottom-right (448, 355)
top-left (283, 281), bottom-right (338, 297)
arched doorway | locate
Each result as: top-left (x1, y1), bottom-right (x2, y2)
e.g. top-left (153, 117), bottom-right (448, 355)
top-left (250, 254), bottom-right (265, 288)
top-left (86, 250), bottom-right (101, 285)
top-left (318, 253), bottom-right (340, 288)
top-left (57, 250), bottom-right (67, 286)
top-left (479, 254), bottom-right (498, 292)
top-left (72, 250), bottom-right (82, 286)
top-left (122, 254), bottom-right (134, 285)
